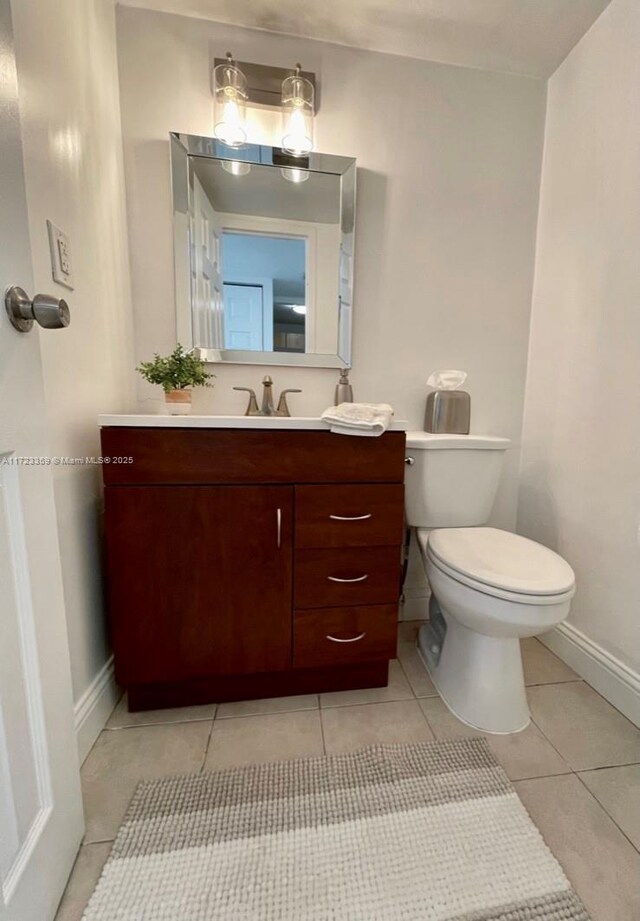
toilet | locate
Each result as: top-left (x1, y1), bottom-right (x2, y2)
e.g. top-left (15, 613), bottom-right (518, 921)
top-left (405, 432), bottom-right (575, 734)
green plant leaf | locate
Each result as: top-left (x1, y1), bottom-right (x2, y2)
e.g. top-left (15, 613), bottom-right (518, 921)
top-left (136, 344), bottom-right (215, 393)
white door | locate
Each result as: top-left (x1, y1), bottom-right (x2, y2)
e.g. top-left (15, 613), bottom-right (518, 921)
top-left (0, 2), bottom-right (84, 920)
top-left (223, 284), bottom-right (264, 350)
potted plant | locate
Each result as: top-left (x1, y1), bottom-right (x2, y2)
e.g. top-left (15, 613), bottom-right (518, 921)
top-left (137, 344), bottom-right (214, 415)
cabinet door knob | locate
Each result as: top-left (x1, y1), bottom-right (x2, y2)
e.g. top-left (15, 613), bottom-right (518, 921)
top-left (326, 632), bottom-right (366, 643)
top-left (329, 513), bottom-right (372, 521)
top-left (327, 574), bottom-right (369, 583)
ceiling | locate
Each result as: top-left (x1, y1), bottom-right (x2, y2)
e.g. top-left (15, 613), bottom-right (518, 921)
top-left (118, 0), bottom-right (612, 78)
top-left (194, 158), bottom-right (341, 224)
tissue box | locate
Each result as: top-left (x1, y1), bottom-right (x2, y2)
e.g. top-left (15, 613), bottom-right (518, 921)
top-left (424, 390), bottom-right (470, 434)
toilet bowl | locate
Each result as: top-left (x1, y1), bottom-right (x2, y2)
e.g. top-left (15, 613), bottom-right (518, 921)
top-left (417, 527), bottom-right (575, 733)
top-left (404, 432), bottom-right (576, 734)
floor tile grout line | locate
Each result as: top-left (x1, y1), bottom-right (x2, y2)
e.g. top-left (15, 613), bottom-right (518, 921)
top-left (318, 707), bottom-right (328, 756)
top-left (320, 694), bottom-right (414, 710)
top-left (524, 678), bottom-right (584, 688)
top-left (415, 698), bottom-right (437, 738)
top-left (573, 770), bottom-right (640, 857)
top-left (579, 679), bottom-right (640, 731)
top-left (526, 650), bottom-right (640, 732)
top-left (528, 715), bottom-right (574, 771)
top-left (517, 716), bottom-right (640, 775)
top-left (211, 698), bottom-right (433, 720)
top-left (569, 758), bottom-right (640, 772)
top-left (512, 769), bottom-right (577, 782)
top-left (529, 678), bottom-right (640, 774)
top-left (576, 759), bottom-right (640, 773)
top-left (54, 837), bottom-right (89, 919)
top-left (396, 652), bottom-right (428, 699)
top-left (199, 716), bottom-right (217, 772)
top-left (215, 704), bottom-right (319, 720)
top-left (105, 715), bottom-right (216, 731)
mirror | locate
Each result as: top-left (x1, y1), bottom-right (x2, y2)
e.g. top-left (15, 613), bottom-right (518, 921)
top-left (171, 133), bottom-right (356, 368)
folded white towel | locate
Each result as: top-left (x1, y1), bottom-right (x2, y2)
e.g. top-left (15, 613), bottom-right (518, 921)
top-left (321, 402), bottom-right (394, 437)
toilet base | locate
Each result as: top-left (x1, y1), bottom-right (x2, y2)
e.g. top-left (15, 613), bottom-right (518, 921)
top-left (417, 617), bottom-right (530, 735)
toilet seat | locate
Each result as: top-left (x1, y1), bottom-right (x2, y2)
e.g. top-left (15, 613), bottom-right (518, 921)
top-left (418, 527), bottom-right (576, 606)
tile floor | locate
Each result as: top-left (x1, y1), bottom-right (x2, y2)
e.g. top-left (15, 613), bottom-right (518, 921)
top-left (55, 623), bottom-right (640, 921)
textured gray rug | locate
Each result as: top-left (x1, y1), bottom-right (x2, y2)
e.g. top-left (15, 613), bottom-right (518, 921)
top-left (83, 739), bottom-right (590, 920)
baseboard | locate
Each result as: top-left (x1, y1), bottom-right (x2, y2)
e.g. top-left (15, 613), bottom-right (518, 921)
top-left (541, 623), bottom-right (640, 728)
top-left (74, 656), bottom-right (119, 764)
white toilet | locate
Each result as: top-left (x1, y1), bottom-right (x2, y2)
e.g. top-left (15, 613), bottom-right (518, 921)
top-left (405, 432), bottom-right (575, 734)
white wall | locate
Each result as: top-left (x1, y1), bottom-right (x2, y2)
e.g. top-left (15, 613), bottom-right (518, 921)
top-left (518, 0), bottom-right (640, 698)
top-left (12, 0), bottom-right (135, 753)
top-left (116, 6), bottom-right (546, 529)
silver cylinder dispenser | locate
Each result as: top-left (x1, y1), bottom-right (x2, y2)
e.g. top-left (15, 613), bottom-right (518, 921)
top-left (424, 370), bottom-right (470, 434)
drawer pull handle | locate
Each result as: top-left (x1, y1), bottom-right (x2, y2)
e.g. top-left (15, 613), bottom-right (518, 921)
top-left (327, 574), bottom-right (369, 583)
top-left (276, 508), bottom-right (282, 548)
top-left (329, 513), bottom-right (372, 521)
top-left (326, 632), bottom-right (366, 643)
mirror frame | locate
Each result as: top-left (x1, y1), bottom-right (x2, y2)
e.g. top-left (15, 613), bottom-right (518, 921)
top-left (170, 132), bottom-right (356, 369)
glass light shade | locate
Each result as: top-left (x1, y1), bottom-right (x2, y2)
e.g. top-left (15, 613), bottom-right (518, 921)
top-left (281, 70), bottom-right (314, 156)
top-left (213, 58), bottom-right (248, 148)
top-left (221, 160), bottom-right (251, 176)
top-left (280, 167), bottom-right (310, 184)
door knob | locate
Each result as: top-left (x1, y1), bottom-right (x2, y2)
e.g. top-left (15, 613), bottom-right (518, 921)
top-left (5, 286), bottom-right (70, 333)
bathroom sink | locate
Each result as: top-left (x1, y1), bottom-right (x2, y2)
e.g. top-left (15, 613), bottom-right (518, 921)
top-left (99, 414), bottom-right (326, 429)
top-left (98, 414), bottom-right (408, 430)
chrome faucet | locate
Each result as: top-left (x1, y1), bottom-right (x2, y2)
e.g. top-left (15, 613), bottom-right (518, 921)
top-left (234, 376), bottom-right (301, 417)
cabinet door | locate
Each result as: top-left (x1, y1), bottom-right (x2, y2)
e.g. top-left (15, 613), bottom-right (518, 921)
top-left (105, 485), bottom-right (293, 684)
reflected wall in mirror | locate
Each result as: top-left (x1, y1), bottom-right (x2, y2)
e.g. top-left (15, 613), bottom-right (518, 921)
top-left (171, 133), bottom-right (356, 368)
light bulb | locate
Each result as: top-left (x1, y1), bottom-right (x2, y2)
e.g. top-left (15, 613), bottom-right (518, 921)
top-left (282, 106), bottom-right (312, 156)
top-left (280, 167), bottom-right (309, 184)
top-left (222, 160), bottom-right (251, 176)
top-left (215, 98), bottom-right (246, 147)
top-left (281, 67), bottom-right (314, 157)
top-left (213, 54), bottom-right (247, 149)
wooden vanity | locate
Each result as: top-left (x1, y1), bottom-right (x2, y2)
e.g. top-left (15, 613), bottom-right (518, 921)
top-left (100, 419), bottom-right (407, 710)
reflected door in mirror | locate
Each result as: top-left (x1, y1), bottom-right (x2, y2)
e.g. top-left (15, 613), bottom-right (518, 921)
top-left (223, 283), bottom-right (266, 350)
top-left (192, 172), bottom-right (223, 349)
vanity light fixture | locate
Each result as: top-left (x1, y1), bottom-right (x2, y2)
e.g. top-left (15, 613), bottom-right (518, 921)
top-left (283, 304), bottom-right (307, 315)
top-left (281, 64), bottom-right (314, 156)
top-left (213, 53), bottom-right (247, 148)
top-left (222, 160), bottom-right (251, 176)
top-left (280, 167), bottom-right (309, 183)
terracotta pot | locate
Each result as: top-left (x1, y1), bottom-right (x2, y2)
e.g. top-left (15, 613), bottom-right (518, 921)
top-left (164, 389), bottom-right (192, 415)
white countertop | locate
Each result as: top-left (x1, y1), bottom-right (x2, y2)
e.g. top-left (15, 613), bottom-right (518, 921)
top-left (98, 414), bottom-right (408, 431)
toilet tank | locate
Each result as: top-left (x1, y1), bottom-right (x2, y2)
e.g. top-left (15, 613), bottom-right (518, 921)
top-left (404, 433), bottom-right (510, 528)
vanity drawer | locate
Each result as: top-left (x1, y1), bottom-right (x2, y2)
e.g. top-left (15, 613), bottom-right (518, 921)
top-left (294, 546), bottom-right (401, 608)
top-left (293, 605), bottom-right (398, 668)
top-left (100, 428), bottom-right (406, 485)
top-left (295, 484), bottom-right (405, 548)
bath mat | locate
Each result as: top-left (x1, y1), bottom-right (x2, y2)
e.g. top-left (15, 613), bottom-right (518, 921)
top-left (82, 739), bottom-right (590, 920)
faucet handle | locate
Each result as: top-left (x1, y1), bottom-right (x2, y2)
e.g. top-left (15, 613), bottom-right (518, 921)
top-left (276, 388), bottom-right (302, 417)
top-left (233, 386), bottom-right (259, 416)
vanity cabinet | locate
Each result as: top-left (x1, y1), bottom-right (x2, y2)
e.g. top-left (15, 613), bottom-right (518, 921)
top-left (103, 485), bottom-right (293, 684)
top-left (100, 426), bottom-right (406, 710)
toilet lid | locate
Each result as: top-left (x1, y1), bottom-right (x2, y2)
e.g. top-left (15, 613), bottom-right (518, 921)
top-left (426, 528), bottom-right (575, 596)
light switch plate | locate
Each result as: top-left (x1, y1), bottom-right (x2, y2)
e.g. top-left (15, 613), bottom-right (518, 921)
top-left (46, 220), bottom-right (74, 290)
